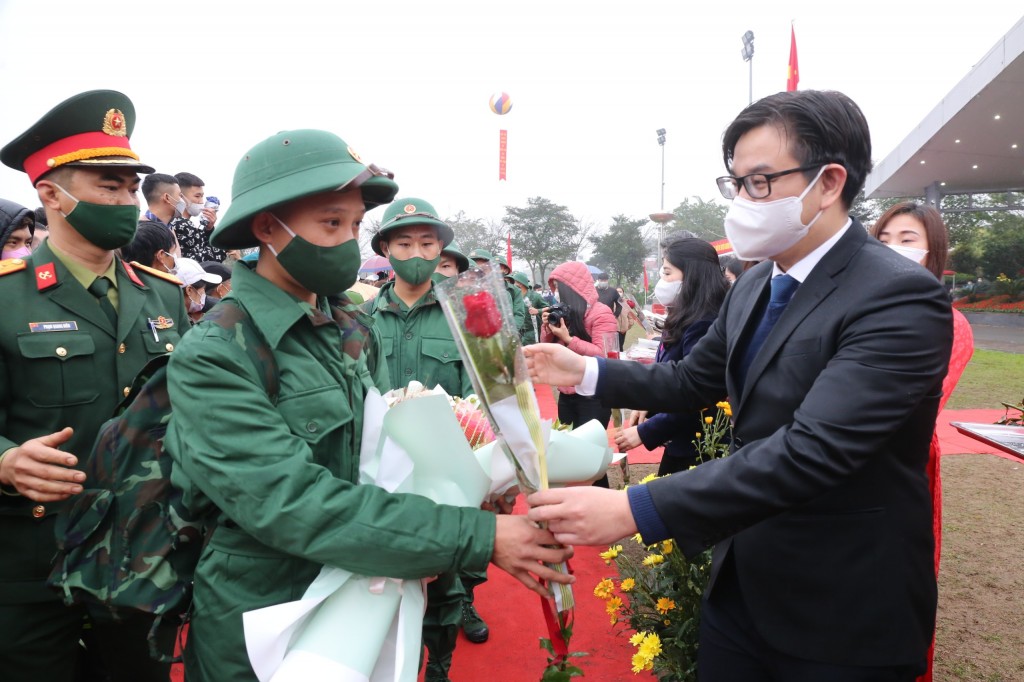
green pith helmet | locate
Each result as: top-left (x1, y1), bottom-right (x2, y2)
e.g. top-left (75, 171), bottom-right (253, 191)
top-left (211, 129), bottom-right (399, 249)
top-left (370, 196), bottom-right (454, 256)
top-left (442, 241), bottom-right (470, 273)
top-left (509, 271), bottom-right (530, 288)
top-left (468, 248), bottom-right (495, 263)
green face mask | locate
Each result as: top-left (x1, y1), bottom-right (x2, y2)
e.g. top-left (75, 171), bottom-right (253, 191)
top-left (389, 254), bottom-right (441, 286)
top-left (56, 184), bottom-right (140, 249)
top-left (269, 215), bottom-right (361, 295)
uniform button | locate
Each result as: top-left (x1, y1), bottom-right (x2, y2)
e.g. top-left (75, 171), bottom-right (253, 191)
top-left (123, 386), bottom-right (131, 397)
top-left (443, 352), bottom-right (449, 358)
top-left (32, 505), bottom-right (45, 518)
top-left (165, 343), bottom-right (175, 352)
top-left (405, 332), bottom-right (413, 340)
top-left (405, 368), bottom-right (413, 376)
top-left (55, 347), bottom-right (68, 357)
top-left (306, 421), bottom-right (318, 433)
top-left (118, 343), bottom-right (126, 354)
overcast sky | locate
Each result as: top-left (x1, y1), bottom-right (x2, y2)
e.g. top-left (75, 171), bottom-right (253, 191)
top-left (1, 1), bottom-right (1021, 239)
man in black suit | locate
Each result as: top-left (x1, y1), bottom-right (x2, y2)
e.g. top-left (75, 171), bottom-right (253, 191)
top-left (525, 90), bottom-right (952, 681)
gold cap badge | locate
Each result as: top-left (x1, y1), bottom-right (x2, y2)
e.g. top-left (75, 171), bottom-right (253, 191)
top-left (102, 109), bottom-right (127, 137)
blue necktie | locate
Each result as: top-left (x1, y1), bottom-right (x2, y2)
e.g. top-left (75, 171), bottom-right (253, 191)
top-left (738, 274), bottom-right (799, 388)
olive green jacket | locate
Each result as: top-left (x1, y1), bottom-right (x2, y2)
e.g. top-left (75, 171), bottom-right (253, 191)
top-left (507, 281), bottom-right (526, 332)
top-left (364, 281), bottom-right (474, 398)
top-left (165, 265), bottom-right (494, 680)
top-left (0, 240), bottom-right (188, 603)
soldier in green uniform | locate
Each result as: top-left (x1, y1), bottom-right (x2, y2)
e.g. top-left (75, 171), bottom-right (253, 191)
top-left (434, 240), bottom-right (469, 281)
top-left (0, 90), bottom-right (190, 681)
top-left (508, 271), bottom-right (540, 344)
top-left (162, 130), bottom-right (572, 681)
top-left (365, 198), bottom-right (479, 681)
top-left (468, 247), bottom-right (527, 331)
top-left (364, 198), bottom-right (472, 399)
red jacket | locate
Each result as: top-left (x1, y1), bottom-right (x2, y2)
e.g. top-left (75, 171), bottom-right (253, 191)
top-left (542, 261), bottom-right (618, 393)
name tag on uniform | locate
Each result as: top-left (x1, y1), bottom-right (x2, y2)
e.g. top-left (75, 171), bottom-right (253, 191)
top-left (29, 321), bottom-right (80, 333)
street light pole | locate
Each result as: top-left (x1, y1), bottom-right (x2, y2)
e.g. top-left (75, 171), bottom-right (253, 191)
top-left (741, 30), bottom-right (755, 105)
top-left (654, 129), bottom-right (667, 265)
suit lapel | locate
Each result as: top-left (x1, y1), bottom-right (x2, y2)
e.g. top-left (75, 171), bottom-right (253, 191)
top-left (738, 223), bottom-right (866, 402)
top-left (726, 264), bottom-right (771, 396)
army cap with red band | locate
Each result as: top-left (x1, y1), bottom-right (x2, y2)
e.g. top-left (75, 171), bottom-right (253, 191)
top-left (1, 89), bottom-right (154, 185)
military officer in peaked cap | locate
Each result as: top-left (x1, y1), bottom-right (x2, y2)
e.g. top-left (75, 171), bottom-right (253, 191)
top-left (0, 90), bottom-right (189, 681)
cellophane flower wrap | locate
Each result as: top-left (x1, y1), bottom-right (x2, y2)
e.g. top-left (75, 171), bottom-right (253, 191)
top-left (435, 266), bottom-right (584, 680)
top-left (241, 383), bottom-right (499, 682)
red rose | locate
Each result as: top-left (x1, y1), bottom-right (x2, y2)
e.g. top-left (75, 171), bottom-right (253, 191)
top-left (463, 291), bottom-right (502, 338)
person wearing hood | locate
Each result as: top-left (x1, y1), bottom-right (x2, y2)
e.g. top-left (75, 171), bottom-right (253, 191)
top-left (0, 198), bottom-right (35, 261)
top-left (541, 260), bottom-right (618, 486)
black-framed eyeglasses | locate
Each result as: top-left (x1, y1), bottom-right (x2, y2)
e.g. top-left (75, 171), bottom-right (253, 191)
top-left (716, 164), bottom-right (823, 200)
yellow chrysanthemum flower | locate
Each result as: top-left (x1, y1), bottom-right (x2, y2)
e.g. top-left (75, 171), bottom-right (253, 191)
top-left (695, 431), bottom-right (702, 438)
top-left (655, 597), bottom-right (676, 614)
top-left (620, 577), bottom-right (636, 592)
top-left (664, 618), bottom-right (671, 625)
top-left (629, 631), bottom-right (646, 646)
top-left (593, 578), bottom-right (615, 600)
top-left (631, 652), bottom-right (653, 673)
top-left (704, 416), bottom-right (714, 424)
top-left (661, 539), bottom-right (674, 555)
top-left (638, 472), bottom-right (658, 485)
top-left (642, 554), bottom-right (664, 566)
top-left (639, 632), bottom-right (663, 659)
top-left (605, 596), bottom-right (623, 616)
top-left (599, 545), bottom-right (622, 565)
top-left (632, 533), bottom-right (645, 545)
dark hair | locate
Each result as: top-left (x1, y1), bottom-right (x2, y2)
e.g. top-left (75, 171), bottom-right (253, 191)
top-left (120, 221), bottom-right (177, 266)
top-left (869, 201), bottom-right (948, 280)
top-left (554, 281), bottom-right (592, 343)
top-left (174, 172), bottom-right (205, 190)
top-left (722, 90), bottom-right (872, 209)
top-left (657, 237), bottom-right (728, 346)
top-left (142, 173), bottom-right (179, 203)
top-left (33, 206), bottom-right (47, 227)
top-left (720, 255), bottom-right (746, 280)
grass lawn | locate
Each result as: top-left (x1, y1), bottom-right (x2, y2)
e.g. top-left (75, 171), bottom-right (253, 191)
top-left (946, 349), bottom-right (1024, 410)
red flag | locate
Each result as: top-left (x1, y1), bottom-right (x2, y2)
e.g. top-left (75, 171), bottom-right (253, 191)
top-left (643, 265), bottom-right (649, 291)
top-left (506, 231), bottom-right (513, 269)
top-left (787, 25), bottom-right (799, 91)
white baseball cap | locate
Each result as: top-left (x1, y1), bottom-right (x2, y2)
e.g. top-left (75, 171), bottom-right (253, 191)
top-left (176, 257), bottom-right (223, 288)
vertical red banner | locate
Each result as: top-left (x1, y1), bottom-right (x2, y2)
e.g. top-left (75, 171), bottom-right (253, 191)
top-left (787, 26), bottom-right (799, 91)
top-left (498, 129), bottom-right (508, 181)
top-left (506, 231), bottom-right (513, 269)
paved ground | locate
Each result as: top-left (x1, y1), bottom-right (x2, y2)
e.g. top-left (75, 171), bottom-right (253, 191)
top-left (969, 323), bottom-right (1023, 354)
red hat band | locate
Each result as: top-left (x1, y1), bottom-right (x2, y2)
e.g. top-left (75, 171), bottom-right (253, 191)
top-left (24, 131), bottom-right (138, 185)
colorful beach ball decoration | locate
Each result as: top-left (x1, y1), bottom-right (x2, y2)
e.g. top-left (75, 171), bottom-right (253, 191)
top-left (489, 92), bottom-right (512, 115)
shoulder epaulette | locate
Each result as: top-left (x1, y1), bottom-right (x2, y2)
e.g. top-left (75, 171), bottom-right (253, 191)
top-left (0, 258), bottom-right (28, 277)
top-left (130, 261), bottom-right (183, 286)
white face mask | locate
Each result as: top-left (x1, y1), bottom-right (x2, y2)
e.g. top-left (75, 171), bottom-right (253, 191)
top-left (654, 278), bottom-right (681, 305)
top-left (186, 202), bottom-right (205, 217)
top-left (723, 166), bottom-right (827, 261)
top-left (887, 243), bottom-right (928, 265)
top-left (171, 195), bottom-right (187, 217)
top-left (187, 288), bottom-right (206, 313)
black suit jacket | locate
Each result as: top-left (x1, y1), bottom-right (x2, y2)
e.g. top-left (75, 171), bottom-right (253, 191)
top-left (598, 222), bottom-right (952, 666)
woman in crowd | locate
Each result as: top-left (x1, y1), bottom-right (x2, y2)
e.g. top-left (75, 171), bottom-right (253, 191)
top-left (0, 198), bottom-right (35, 260)
top-left (541, 260), bottom-right (618, 486)
top-left (615, 236), bottom-right (729, 476)
top-left (870, 200), bottom-right (973, 682)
